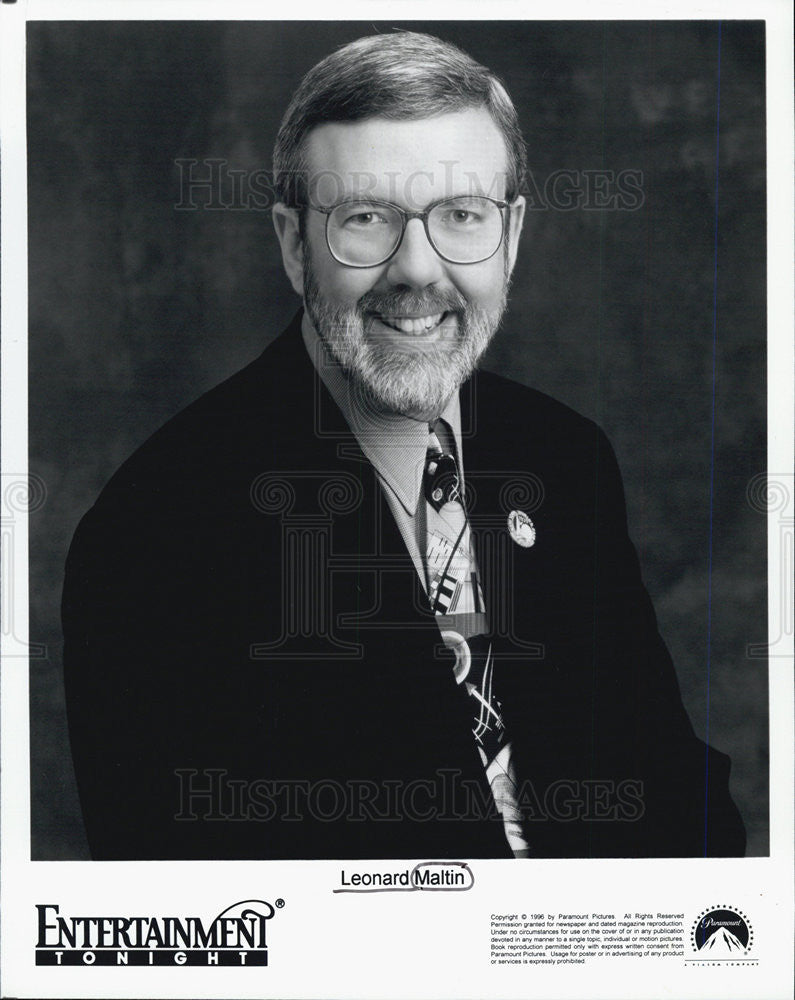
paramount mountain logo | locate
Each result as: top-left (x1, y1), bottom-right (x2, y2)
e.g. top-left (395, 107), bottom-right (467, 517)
top-left (690, 906), bottom-right (753, 959)
top-left (699, 925), bottom-right (744, 954)
top-left (35, 899), bottom-right (277, 967)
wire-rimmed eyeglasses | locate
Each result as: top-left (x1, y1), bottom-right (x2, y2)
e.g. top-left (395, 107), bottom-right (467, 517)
top-left (308, 195), bottom-right (510, 268)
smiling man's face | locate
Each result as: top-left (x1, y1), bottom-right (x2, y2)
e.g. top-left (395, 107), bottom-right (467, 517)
top-left (275, 106), bottom-right (525, 420)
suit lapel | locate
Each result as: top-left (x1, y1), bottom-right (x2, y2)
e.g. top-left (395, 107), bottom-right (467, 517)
top-left (462, 370), bottom-right (547, 659)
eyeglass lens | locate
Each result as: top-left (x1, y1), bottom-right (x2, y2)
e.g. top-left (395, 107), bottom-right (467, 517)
top-left (326, 196), bottom-right (504, 266)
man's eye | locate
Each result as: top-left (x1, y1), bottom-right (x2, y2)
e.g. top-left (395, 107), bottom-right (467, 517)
top-left (340, 210), bottom-right (388, 227)
top-left (442, 208), bottom-right (483, 225)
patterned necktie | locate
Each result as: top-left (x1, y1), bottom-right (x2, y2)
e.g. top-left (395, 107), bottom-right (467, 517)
top-left (424, 425), bottom-right (503, 762)
top-left (424, 426), bottom-right (482, 616)
top-left (423, 423), bottom-right (530, 856)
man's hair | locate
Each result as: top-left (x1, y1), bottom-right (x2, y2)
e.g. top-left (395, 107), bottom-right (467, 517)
top-left (273, 31), bottom-right (527, 209)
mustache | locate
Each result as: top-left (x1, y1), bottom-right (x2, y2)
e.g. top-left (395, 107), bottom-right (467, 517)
top-left (357, 288), bottom-right (469, 316)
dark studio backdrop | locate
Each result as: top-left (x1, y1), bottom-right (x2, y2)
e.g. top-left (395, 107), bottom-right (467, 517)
top-left (27, 20), bottom-right (768, 858)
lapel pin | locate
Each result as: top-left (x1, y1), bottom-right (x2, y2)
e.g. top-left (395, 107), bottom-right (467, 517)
top-left (508, 509), bottom-right (536, 548)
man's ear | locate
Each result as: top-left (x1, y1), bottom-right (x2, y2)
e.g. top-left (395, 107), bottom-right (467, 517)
top-left (272, 202), bottom-right (304, 297)
top-left (505, 195), bottom-right (526, 278)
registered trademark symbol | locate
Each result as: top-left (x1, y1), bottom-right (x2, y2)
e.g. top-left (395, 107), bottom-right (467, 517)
top-left (275, 898), bottom-right (285, 908)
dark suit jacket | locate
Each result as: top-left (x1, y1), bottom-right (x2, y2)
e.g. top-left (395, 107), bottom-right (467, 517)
top-left (62, 311), bottom-right (745, 860)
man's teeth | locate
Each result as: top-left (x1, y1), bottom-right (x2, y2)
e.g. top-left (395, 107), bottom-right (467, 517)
top-left (380, 313), bottom-right (445, 334)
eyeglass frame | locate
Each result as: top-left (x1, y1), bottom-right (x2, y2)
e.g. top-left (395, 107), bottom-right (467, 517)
top-left (307, 195), bottom-right (512, 268)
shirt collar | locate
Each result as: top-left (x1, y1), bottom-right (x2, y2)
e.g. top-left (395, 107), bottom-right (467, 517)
top-left (301, 311), bottom-right (464, 517)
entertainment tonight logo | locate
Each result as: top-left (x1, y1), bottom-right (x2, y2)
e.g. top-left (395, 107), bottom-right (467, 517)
top-left (35, 899), bottom-right (276, 967)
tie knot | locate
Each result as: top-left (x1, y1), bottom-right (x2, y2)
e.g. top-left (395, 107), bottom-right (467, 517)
top-left (424, 440), bottom-right (462, 511)
top-left (426, 429), bottom-right (444, 459)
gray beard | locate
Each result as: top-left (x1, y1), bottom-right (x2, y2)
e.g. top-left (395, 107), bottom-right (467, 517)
top-left (303, 249), bottom-right (508, 419)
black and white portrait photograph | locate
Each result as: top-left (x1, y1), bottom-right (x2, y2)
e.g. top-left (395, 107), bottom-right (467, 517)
top-left (25, 17), bottom-right (769, 863)
top-left (2, 4), bottom-right (792, 998)
top-left (0, 0), bottom-right (795, 1000)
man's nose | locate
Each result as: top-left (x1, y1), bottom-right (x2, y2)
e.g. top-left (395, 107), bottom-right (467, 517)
top-left (384, 218), bottom-right (445, 288)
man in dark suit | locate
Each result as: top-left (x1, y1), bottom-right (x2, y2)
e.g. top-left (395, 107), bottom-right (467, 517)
top-left (63, 31), bottom-right (745, 860)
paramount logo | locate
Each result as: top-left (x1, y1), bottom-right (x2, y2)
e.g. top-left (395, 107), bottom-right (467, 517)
top-left (35, 899), bottom-right (276, 967)
top-left (699, 925), bottom-right (745, 955)
top-left (689, 905), bottom-right (754, 963)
